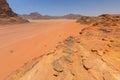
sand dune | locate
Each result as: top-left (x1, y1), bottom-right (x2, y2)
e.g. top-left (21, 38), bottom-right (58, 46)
top-left (0, 20), bottom-right (86, 80)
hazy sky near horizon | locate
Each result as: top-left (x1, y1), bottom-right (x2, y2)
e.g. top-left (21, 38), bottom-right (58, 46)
top-left (7, 0), bottom-right (120, 16)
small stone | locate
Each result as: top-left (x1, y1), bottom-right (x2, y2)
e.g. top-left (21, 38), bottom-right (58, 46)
top-left (53, 72), bottom-right (59, 77)
top-left (91, 49), bottom-right (98, 53)
top-left (52, 60), bottom-right (63, 72)
top-left (64, 56), bottom-right (73, 63)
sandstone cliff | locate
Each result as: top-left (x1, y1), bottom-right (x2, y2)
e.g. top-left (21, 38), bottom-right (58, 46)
top-left (0, 0), bottom-right (28, 24)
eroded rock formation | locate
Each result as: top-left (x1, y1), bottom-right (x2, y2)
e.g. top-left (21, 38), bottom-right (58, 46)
top-left (77, 14), bottom-right (120, 26)
top-left (0, 0), bottom-right (28, 24)
top-left (0, 0), bottom-right (17, 17)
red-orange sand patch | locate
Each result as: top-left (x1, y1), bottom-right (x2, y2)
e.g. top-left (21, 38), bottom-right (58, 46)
top-left (0, 20), bottom-right (86, 80)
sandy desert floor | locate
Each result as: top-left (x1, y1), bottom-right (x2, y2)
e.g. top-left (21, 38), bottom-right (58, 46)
top-left (0, 20), bottom-right (86, 80)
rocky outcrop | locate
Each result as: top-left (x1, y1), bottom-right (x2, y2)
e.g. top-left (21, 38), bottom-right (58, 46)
top-left (0, 0), bottom-right (17, 18)
top-left (0, 0), bottom-right (28, 24)
top-left (77, 14), bottom-right (120, 26)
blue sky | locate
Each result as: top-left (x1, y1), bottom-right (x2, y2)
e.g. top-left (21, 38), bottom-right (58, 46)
top-left (7, 0), bottom-right (120, 16)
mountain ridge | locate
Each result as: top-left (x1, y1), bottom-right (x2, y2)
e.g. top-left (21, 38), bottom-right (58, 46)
top-left (21, 12), bottom-right (82, 20)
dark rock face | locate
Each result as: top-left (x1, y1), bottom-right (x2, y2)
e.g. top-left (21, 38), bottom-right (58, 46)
top-left (0, 0), bottom-right (28, 24)
top-left (0, 0), bottom-right (17, 18)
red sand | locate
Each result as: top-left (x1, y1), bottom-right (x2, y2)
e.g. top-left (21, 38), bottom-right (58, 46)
top-left (0, 20), bottom-right (86, 80)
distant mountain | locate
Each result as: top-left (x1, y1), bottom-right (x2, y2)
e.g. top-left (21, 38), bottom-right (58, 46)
top-left (21, 12), bottom-right (82, 20)
top-left (22, 12), bottom-right (42, 19)
top-left (63, 14), bottom-right (83, 19)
